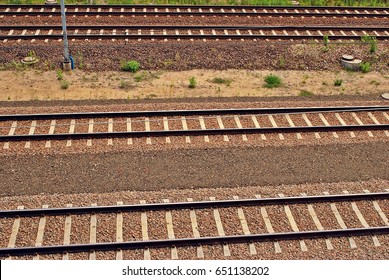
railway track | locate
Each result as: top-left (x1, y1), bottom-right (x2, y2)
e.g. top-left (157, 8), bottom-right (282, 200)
top-left (0, 190), bottom-right (388, 259)
top-left (0, 4), bottom-right (388, 18)
top-left (1, 25), bottom-right (388, 42)
top-left (1, 106), bottom-right (388, 146)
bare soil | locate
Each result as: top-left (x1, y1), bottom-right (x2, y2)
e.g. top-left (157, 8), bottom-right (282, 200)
top-left (0, 69), bottom-right (388, 101)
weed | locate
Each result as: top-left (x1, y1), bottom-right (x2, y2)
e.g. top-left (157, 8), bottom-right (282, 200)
top-left (60, 80), bottom-right (69, 90)
top-left (278, 57), bottom-right (286, 69)
top-left (188, 77), bottom-right (197, 88)
top-left (360, 62), bottom-right (371, 73)
top-left (334, 79), bottom-right (343, 86)
top-left (370, 80), bottom-right (380, 86)
top-left (264, 74), bottom-right (282, 88)
top-left (120, 60), bottom-right (140, 72)
top-left (299, 90), bottom-right (314, 97)
top-left (145, 93), bottom-right (157, 99)
top-left (76, 51), bottom-right (84, 69)
top-left (119, 79), bottom-right (134, 91)
top-left (323, 35), bottom-right (329, 46)
top-left (7, 96), bottom-right (11, 100)
top-left (134, 71), bottom-right (148, 82)
top-left (361, 35), bottom-right (377, 54)
top-left (57, 69), bottom-right (63, 80)
top-left (211, 77), bottom-right (232, 86)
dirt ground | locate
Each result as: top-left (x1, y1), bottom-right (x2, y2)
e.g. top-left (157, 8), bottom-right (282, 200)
top-left (0, 68), bottom-right (388, 101)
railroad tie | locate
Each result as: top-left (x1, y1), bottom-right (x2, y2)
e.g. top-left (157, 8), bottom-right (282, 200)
top-left (181, 117), bottom-right (191, 143)
top-left (163, 199), bottom-right (178, 260)
top-left (108, 118), bottom-right (113, 146)
top-left (368, 112), bottom-right (389, 137)
top-left (268, 115), bottom-right (284, 140)
top-left (145, 117), bottom-right (152, 144)
top-left (126, 118), bottom-right (133, 145)
top-left (140, 200), bottom-right (151, 260)
top-left (89, 203), bottom-right (98, 260)
top-left (343, 191), bottom-right (380, 247)
top-left (216, 116), bottom-right (229, 142)
top-left (256, 195), bottom-right (282, 253)
top-left (62, 204), bottom-right (73, 260)
top-left (6, 205), bottom-right (25, 260)
top-left (301, 193), bottom-right (333, 250)
top-left (45, 120), bottom-right (56, 148)
top-left (234, 115), bottom-right (248, 141)
top-left (352, 113), bottom-right (373, 137)
top-left (87, 119), bottom-right (94, 146)
top-left (66, 119), bottom-right (76, 147)
top-left (323, 192), bottom-right (357, 249)
top-left (3, 121), bottom-right (17, 149)
top-left (285, 114), bottom-right (302, 139)
top-left (116, 201), bottom-right (124, 260)
top-left (251, 115), bottom-right (266, 140)
top-left (25, 120), bottom-right (37, 148)
top-left (278, 194), bottom-right (307, 251)
top-left (335, 113), bottom-right (355, 138)
top-left (187, 198), bottom-right (204, 259)
top-left (33, 205), bottom-right (49, 260)
top-left (233, 196), bottom-right (256, 255)
top-left (319, 113), bottom-right (338, 138)
top-left (210, 197), bottom-right (231, 257)
top-left (363, 190), bottom-right (389, 227)
top-left (163, 117), bottom-right (171, 143)
top-left (198, 116), bottom-right (210, 142)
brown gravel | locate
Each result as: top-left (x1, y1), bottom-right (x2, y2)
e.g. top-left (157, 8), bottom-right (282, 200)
top-left (1, 41), bottom-right (388, 72)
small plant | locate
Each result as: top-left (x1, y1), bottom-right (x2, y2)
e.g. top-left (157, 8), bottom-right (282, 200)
top-left (120, 60), bottom-right (140, 72)
top-left (360, 62), bottom-right (371, 73)
top-left (299, 90), bottom-right (314, 97)
top-left (211, 77), bottom-right (232, 86)
top-left (76, 51), bottom-right (83, 69)
top-left (119, 79), bottom-right (133, 91)
top-left (134, 71), bottom-right (148, 82)
top-left (188, 77), bottom-right (197, 88)
top-left (60, 80), bottom-right (69, 89)
top-left (323, 35), bottom-right (329, 46)
top-left (264, 74), bottom-right (282, 88)
top-left (57, 69), bottom-right (63, 80)
top-left (278, 57), bottom-right (286, 69)
top-left (334, 79), bottom-right (343, 87)
top-left (361, 35), bottom-right (377, 54)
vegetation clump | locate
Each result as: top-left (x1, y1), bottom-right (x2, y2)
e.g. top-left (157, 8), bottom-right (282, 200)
top-left (360, 62), bottom-right (371, 73)
top-left (188, 77), bottom-right (197, 88)
top-left (264, 74), bottom-right (282, 88)
top-left (120, 60), bottom-right (140, 72)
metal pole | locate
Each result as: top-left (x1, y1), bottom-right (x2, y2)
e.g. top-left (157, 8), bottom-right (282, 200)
top-left (60, 0), bottom-right (69, 62)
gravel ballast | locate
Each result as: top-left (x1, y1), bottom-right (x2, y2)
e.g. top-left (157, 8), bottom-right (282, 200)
top-left (0, 141), bottom-right (388, 196)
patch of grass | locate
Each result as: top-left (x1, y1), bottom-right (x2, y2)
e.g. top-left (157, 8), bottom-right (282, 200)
top-left (360, 62), bottom-right (371, 73)
top-left (134, 71), bottom-right (148, 82)
top-left (370, 80), bottom-right (380, 86)
top-left (75, 51), bottom-right (84, 69)
top-left (119, 79), bottom-right (134, 91)
top-left (334, 79), bottom-right (343, 87)
top-left (211, 77), bottom-right (232, 86)
top-left (278, 57), bottom-right (286, 69)
top-left (120, 60), bottom-right (140, 72)
top-left (188, 77), bottom-right (197, 89)
top-left (56, 69), bottom-right (63, 80)
top-left (299, 90), bottom-right (314, 97)
top-left (323, 35), bottom-right (329, 46)
top-left (264, 74), bottom-right (282, 88)
top-left (145, 93), bottom-right (157, 99)
top-left (361, 35), bottom-right (377, 54)
top-left (60, 80), bottom-right (69, 90)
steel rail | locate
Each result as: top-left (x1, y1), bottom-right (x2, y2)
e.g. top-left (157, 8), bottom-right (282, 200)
top-left (0, 192), bottom-right (388, 218)
top-left (2, 25), bottom-right (388, 31)
top-left (1, 10), bottom-right (388, 18)
top-left (0, 4), bottom-right (387, 10)
top-left (1, 124), bottom-right (389, 142)
top-left (1, 106), bottom-right (388, 121)
top-left (1, 227), bottom-right (388, 256)
top-left (5, 34), bottom-right (389, 41)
